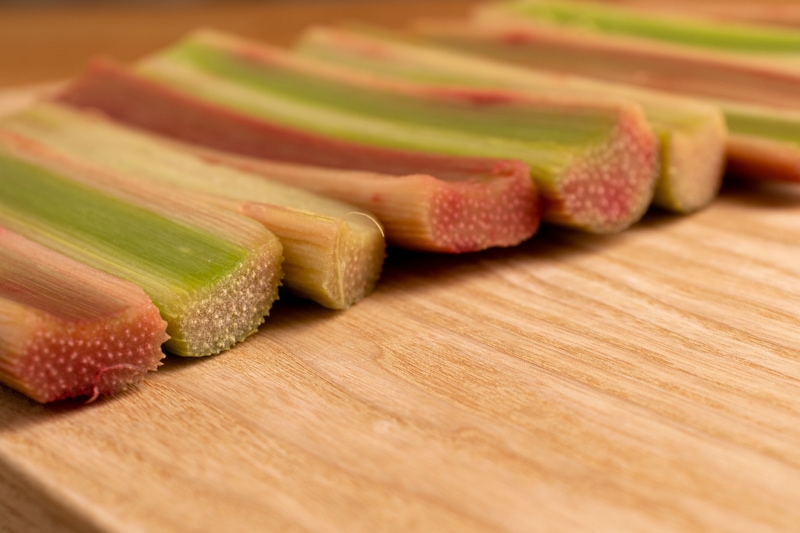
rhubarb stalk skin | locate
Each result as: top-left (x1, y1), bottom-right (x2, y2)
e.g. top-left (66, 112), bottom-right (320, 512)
top-left (0, 227), bottom-right (168, 403)
top-left (0, 131), bottom-right (283, 357)
top-left (416, 12), bottom-right (800, 109)
top-left (721, 101), bottom-right (800, 182)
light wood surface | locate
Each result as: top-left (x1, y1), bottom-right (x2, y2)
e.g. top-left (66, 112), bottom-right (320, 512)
top-left (2, 2), bottom-right (800, 532)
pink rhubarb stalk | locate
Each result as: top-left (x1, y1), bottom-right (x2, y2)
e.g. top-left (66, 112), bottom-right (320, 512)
top-left (0, 228), bottom-right (168, 403)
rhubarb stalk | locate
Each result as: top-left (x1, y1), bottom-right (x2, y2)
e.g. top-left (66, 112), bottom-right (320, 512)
top-left (596, 0), bottom-right (800, 29)
top-left (193, 146), bottom-right (539, 253)
top-left (0, 227), bottom-right (168, 403)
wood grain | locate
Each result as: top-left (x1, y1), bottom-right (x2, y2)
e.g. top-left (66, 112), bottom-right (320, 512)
top-left (2, 2), bottom-right (800, 532)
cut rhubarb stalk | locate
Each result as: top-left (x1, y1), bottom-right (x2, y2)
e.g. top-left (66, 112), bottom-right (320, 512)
top-left (0, 131), bottom-right (283, 357)
top-left (54, 60), bottom-right (538, 252)
top-left (297, 25), bottom-right (726, 213)
top-left (481, 0), bottom-right (800, 60)
top-left (411, 17), bottom-right (800, 182)
top-left (1, 103), bottom-right (385, 309)
top-left (0, 228), bottom-right (168, 403)
top-left (56, 30), bottom-right (660, 234)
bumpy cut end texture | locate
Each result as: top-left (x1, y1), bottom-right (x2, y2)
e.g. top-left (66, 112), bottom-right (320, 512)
top-left (548, 105), bottom-right (660, 233)
top-left (170, 234), bottom-right (283, 356)
top-left (427, 160), bottom-right (540, 252)
top-left (238, 202), bottom-right (384, 309)
top-left (335, 215), bottom-right (386, 306)
top-left (657, 112), bottom-right (727, 212)
top-left (0, 228), bottom-right (167, 403)
top-left (7, 302), bottom-right (167, 403)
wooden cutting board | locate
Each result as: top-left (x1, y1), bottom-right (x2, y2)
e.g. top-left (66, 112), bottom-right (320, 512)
top-left (2, 16), bottom-right (800, 533)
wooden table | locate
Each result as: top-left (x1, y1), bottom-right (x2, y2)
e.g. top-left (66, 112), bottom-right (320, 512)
top-left (2, 2), bottom-right (800, 532)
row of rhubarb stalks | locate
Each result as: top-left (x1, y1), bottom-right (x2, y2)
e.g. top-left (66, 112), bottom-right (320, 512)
top-left (2, 0), bottom-right (798, 403)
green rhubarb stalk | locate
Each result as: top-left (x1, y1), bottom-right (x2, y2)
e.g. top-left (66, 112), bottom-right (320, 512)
top-left (483, 0), bottom-right (800, 60)
top-left (132, 29), bottom-right (660, 234)
top-left (296, 25), bottom-right (726, 213)
top-left (0, 130), bottom-right (283, 357)
top-left (0, 227), bottom-right (168, 403)
top-left (1, 103), bottom-right (385, 310)
top-left (411, 15), bottom-right (800, 181)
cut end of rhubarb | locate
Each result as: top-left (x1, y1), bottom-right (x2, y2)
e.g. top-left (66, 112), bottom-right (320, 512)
top-left (172, 235), bottom-right (283, 356)
top-left (334, 215), bottom-right (387, 306)
top-left (11, 305), bottom-right (167, 403)
top-left (239, 201), bottom-right (384, 309)
top-left (549, 106), bottom-right (659, 233)
top-left (427, 160), bottom-right (540, 251)
top-left (0, 228), bottom-right (167, 403)
top-left (655, 110), bottom-right (727, 212)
